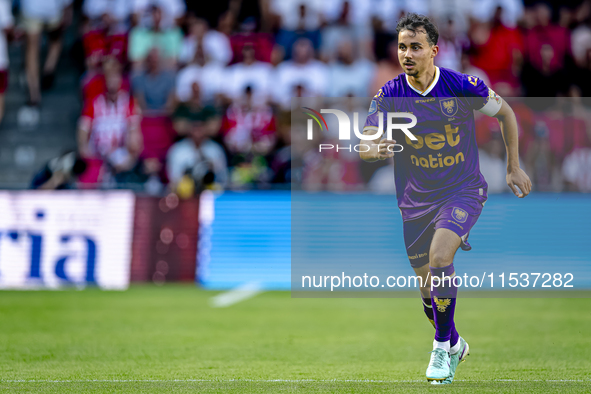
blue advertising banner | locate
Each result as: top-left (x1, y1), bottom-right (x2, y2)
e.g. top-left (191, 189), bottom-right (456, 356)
top-left (198, 192), bottom-right (590, 292)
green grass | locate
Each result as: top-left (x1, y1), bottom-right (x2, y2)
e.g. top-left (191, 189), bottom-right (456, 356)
top-left (0, 285), bottom-right (590, 393)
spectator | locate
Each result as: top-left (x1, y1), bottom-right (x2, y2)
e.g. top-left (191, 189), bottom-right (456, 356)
top-left (30, 151), bottom-right (87, 189)
top-left (328, 38), bottom-right (375, 97)
top-left (369, 39), bottom-right (403, 95)
top-left (271, 1), bottom-right (324, 57)
top-left (220, 86), bottom-right (276, 187)
top-left (270, 0), bottom-right (322, 32)
top-left (525, 118), bottom-right (560, 191)
top-left (166, 118), bottom-right (228, 195)
top-left (82, 0), bottom-right (132, 26)
top-left (132, 48), bottom-right (176, 115)
top-left (82, 55), bottom-right (131, 105)
top-left (537, 96), bottom-right (590, 162)
top-left (179, 16), bottom-right (232, 66)
top-left (563, 147), bottom-right (591, 192)
top-left (522, 3), bottom-right (573, 97)
top-left (319, 0), bottom-right (359, 62)
top-left (459, 52), bottom-right (490, 87)
top-left (571, 19), bottom-right (591, 68)
top-left (176, 46), bottom-right (226, 104)
top-left (574, 47), bottom-right (591, 98)
top-left (172, 82), bottom-right (219, 138)
top-left (478, 132), bottom-right (509, 193)
top-left (77, 68), bottom-right (142, 186)
top-left (468, 7), bottom-right (524, 89)
top-left (21, 0), bottom-right (73, 108)
top-left (367, 161), bottom-right (395, 194)
top-left (435, 19), bottom-right (467, 71)
top-left (0, 0), bottom-right (14, 124)
top-left (471, 0), bottom-right (524, 28)
top-left (430, 0), bottom-right (473, 34)
top-left (270, 111), bottom-right (292, 185)
top-left (131, 0), bottom-right (185, 29)
top-left (128, 5), bottom-right (182, 68)
top-left (81, 10), bottom-right (129, 71)
top-left (271, 0), bottom-right (322, 56)
top-left (273, 38), bottom-right (329, 109)
top-left (229, 16), bottom-right (274, 63)
top-left (225, 43), bottom-right (273, 102)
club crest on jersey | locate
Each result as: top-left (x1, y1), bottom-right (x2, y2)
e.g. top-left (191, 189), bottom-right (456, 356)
top-left (368, 99), bottom-right (377, 115)
top-left (452, 207), bottom-right (468, 223)
top-left (439, 98), bottom-right (458, 116)
top-left (434, 297), bottom-right (451, 312)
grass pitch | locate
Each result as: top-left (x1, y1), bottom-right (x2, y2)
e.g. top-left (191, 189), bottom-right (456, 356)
top-left (0, 285), bottom-right (589, 393)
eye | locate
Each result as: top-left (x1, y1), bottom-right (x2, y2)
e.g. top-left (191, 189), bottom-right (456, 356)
top-left (412, 45), bottom-right (420, 50)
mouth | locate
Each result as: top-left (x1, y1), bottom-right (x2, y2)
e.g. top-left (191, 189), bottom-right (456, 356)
top-left (404, 63), bottom-right (415, 69)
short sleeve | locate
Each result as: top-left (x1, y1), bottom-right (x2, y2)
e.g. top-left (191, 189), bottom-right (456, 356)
top-left (363, 86), bottom-right (389, 132)
top-left (463, 74), bottom-right (502, 116)
top-left (562, 151), bottom-right (578, 183)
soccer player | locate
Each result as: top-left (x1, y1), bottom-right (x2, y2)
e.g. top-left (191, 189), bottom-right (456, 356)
top-left (360, 13), bottom-right (531, 384)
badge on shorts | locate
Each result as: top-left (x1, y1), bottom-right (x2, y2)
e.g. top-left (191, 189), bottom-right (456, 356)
top-left (452, 207), bottom-right (468, 223)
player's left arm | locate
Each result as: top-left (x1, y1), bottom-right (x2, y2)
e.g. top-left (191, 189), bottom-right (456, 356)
top-left (467, 74), bottom-right (532, 198)
top-left (492, 100), bottom-right (532, 198)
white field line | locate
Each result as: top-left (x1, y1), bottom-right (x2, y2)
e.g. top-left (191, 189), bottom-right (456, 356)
top-left (209, 282), bottom-right (264, 308)
top-left (1, 379), bottom-right (589, 383)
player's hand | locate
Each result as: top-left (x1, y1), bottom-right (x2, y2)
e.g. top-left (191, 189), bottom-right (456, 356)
top-left (376, 139), bottom-right (397, 160)
top-left (506, 168), bottom-right (532, 198)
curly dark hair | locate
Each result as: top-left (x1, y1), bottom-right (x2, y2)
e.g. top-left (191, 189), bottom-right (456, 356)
top-left (396, 13), bottom-right (439, 47)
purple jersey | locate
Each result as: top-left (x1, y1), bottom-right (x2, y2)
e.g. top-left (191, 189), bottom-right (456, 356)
top-left (364, 66), bottom-right (502, 220)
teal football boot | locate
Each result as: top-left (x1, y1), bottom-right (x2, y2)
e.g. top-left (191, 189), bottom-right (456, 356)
top-left (426, 348), bottom-right (451, 382)
top-left (431, 337), bottom-right (470, 385)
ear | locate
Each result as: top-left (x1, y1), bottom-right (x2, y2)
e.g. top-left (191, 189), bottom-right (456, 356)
top-left (431, 45), bottom-right (439, 58)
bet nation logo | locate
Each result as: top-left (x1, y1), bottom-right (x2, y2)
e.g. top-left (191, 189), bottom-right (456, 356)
top-left (302, 107), bottom-right (418, 153)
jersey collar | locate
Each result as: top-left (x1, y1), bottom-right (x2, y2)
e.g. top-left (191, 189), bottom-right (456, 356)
top-left (405, 66), bottom-right (440, 96)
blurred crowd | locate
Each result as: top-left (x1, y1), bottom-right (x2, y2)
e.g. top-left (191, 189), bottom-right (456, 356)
top-left (0, 0), bottom-right (588, 194)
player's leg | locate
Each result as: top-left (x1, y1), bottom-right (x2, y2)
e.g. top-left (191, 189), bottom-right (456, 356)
top-left (413, 250), bottom-right (465, 385)
top-left (412, 263), bottom-right (435, 327)
top-left (413, 262), bottom-right (461, 341)
top-left (403, 215), bottom-right (438, 329)
top-left (403, 211), bottom-right (468, 382)
top-left (423, 228), bottom-right (460, 381)
top-left (428, 199), bottom-right (483, 383)
top-left (429, 228), bottom-right (461, 350)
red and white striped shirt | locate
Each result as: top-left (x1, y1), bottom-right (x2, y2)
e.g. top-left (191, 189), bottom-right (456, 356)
top-left (81, 91), bottom-right (139, 159)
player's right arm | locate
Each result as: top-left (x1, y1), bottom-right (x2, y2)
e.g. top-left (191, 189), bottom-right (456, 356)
top-left (358, 129), bottom-right (397, 162)
top-left (359, 87), bottom-right (397, 162)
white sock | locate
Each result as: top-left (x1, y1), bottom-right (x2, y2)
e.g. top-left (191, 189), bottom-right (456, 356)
top-left (449, 337), bottom-right (462, 355)
top-left (433, 339), bottom-right (450, 352)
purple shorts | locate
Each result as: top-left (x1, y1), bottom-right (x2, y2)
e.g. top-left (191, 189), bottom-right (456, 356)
top-left (403, 194), bottom-right (484, 268)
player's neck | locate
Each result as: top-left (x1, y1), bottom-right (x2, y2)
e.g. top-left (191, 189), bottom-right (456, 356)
top-left (407, 64), bottom-right (437, 93)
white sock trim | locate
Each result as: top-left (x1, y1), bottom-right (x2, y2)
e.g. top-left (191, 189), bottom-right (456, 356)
top-left (433, 339), bottom-right (450, 352)
top-left (449, 337), bottom-right (462, 354)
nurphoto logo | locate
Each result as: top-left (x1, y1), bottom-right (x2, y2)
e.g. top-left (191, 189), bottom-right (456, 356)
top-left (301, 107), bottom-right (418, 153)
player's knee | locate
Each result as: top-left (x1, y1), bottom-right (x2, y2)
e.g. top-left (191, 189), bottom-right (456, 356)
top-left (429, 249), bottom-right (453, 268)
